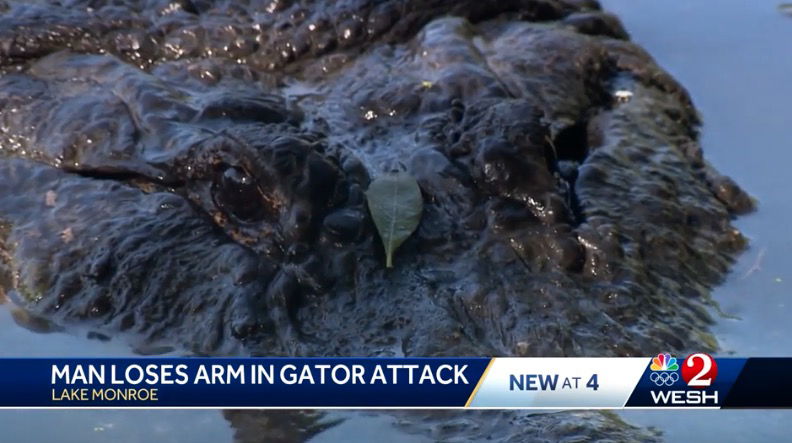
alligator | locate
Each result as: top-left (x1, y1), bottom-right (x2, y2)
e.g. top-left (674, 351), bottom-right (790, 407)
top-left (0, 0), bottom-right (753, 440)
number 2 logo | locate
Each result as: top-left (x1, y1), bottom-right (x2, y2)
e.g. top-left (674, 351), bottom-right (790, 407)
top-left (680, 353), bottom-right (718, 388)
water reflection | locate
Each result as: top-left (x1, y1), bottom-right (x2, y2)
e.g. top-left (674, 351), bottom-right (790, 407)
top-left (0, 410), bottom-right (232, 443)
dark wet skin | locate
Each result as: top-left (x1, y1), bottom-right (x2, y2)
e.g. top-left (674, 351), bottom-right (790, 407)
top-left (0, 0), bottom-right (753, 440)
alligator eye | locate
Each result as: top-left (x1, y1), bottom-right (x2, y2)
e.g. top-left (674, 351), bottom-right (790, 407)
top-left (213, 166), bottom-right (266, 222)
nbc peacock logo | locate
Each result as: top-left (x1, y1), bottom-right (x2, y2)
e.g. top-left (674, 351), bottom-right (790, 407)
top-left (648, 353), bottom-right (680, 386)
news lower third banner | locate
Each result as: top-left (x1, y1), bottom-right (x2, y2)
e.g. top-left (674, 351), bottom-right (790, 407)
top-left (0, 354), bottom-right (788, 408)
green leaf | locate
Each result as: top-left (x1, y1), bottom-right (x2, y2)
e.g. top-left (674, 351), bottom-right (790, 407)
top-left (365, 172), bottom-right (423, 268)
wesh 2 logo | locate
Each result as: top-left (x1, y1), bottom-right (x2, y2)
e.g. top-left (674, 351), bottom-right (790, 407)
top-left (648, 353), bottom-right (719, 405)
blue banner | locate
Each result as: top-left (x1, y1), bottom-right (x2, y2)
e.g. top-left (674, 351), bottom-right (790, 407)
top-left (0, 356), bottom-right (790, 408)
top-left (0, 358), bottom-right (490, 407)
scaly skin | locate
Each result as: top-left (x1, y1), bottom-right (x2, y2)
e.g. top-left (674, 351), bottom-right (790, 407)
top-left (0, 0), bottom-right (752, 440)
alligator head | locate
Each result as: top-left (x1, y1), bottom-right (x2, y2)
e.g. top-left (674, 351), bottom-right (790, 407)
top-left (0, 0), bottom-right (753, 360)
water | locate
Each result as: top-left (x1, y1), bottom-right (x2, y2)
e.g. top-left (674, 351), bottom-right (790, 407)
top-left (600, 0), bottom-right (792, 439)
top-left (0, 1), bottom-right (790, 441)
